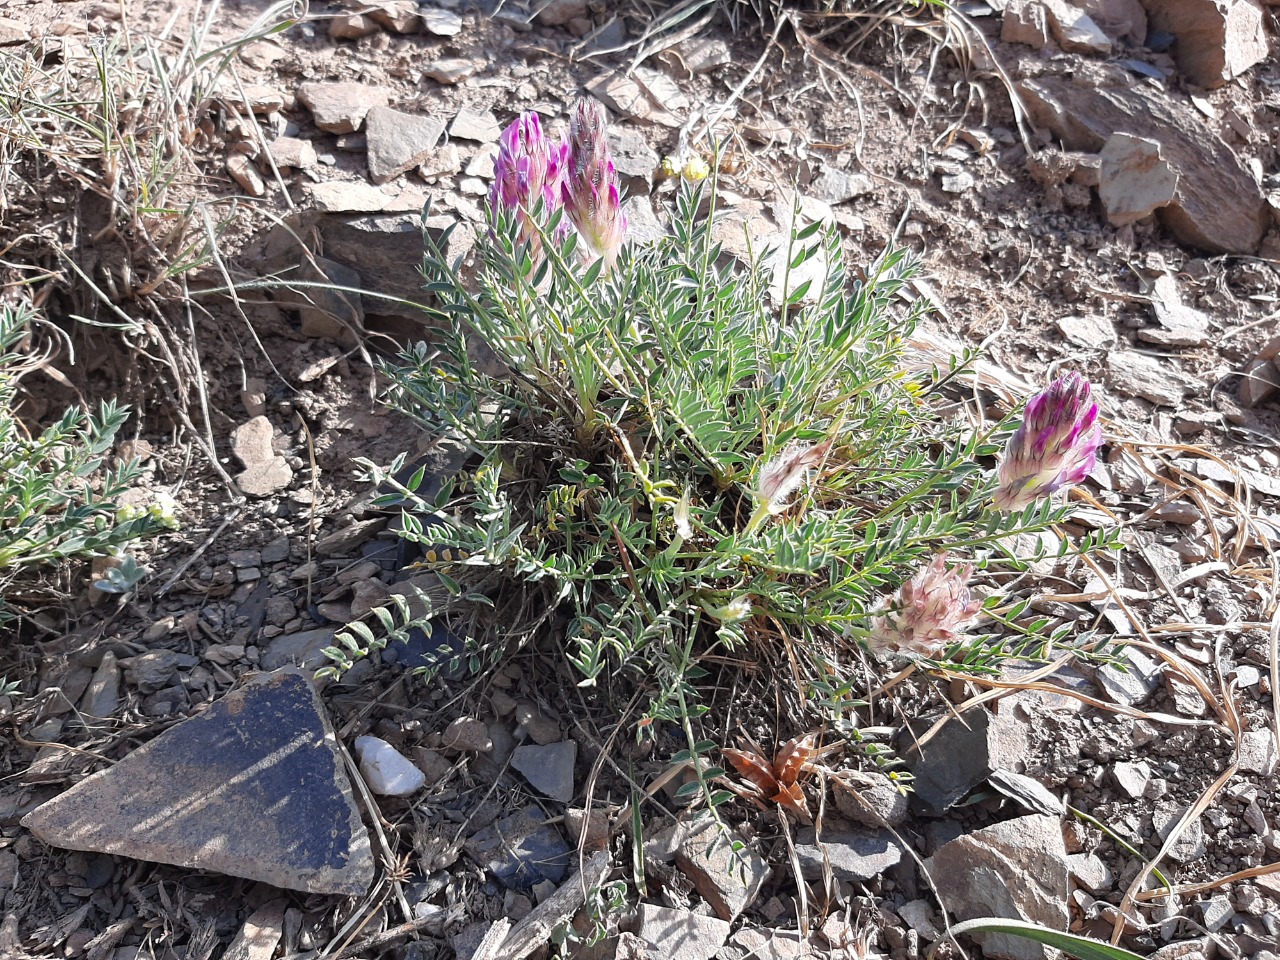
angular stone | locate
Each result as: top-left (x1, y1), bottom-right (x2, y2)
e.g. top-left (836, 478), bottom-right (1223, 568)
top-left (449, 106), bottom-right (500, 142)
top-left (608, 127), bottom-right (660, 196)
top-left (810, 166), bottom-right (874, 204)
top-left (1017, 66), bottom-right (1269, 253)
top-left (1112, 759), bottom-right (1152, 798)
top-left (237, 458), bottom-right (293, 498)
top-left (231, 416), bottom-right (275, 466)
top-left (268, 137), bottom-right (316, 170)
top-left (926, 815), bottom-right (1070, 960)
top-left (534, 0), bottom-right (588, 26)
top-left (675, 816), bottom-right (770, 921)
top-left (0, 17), bottom-right (30, 45)
top-left (794, 824), bottom-right (903, 882)
top-left (1095, 646), bottom-right (1163, 706)
top-left (366, 0), bottom-right (420, 32)
top-left (1237, 729), bottom-right (1278, 775)
top-left (441, 716), bottom-right (492, 752)
top-left (1042, 0), bottom-right (1112, 53)
top-left (1076, 0), bottom-right (1147, 43)
top-left (899, 707), bottom-right (1031, 815)
top-left (295, 255), bottom-right (363, 342)
top-left (1153, 803), bottom-right (1206, 862)
top-left (464, 805), bottom-right (570, 889)
top-left (1105, 351), bottom-right (1199, 406)
top-left (355, 736), bottom-right (426, 796)
top-left (365, 106), bottom-right (445, 184)
top-left (1002, 0), bottom-right (1052, 47)
top-left (636, 904), bottom-right (729, 960)
top-left (1056, 313), bottom-right (1115, 348)
top-left (1239, 357), bottom-right (1280, 408)
top-left (420, 7), bottom-right (462, 36)
top-left (833, 770), bottom-right (910, 826)
top-left (223, 900), bottom-right (286, 960)
top-left (329, 13), bottom-right (378, 39)
top-left (1099, 133), bottom-right (1178, 226)
top-left (423, 58), bottom-right (480, 84)
top-left (80, 652), bottom-right (120, 719)
top-left (23, 670), bottom-right (373, 895)
top-left (511, 742), bottom-right (576, 803)
top-left (297, 82), bottom-right (389, 134)
top-left (1144, 0), bottom-right (1269, 88)
top-left (261, 627), bottom-right (337, 671)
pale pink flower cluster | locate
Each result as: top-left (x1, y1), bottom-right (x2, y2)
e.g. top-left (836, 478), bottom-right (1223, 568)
top-left (868, 553), bottom-right (982, 660)
top-left (487, 99), bottom-right (627, 268)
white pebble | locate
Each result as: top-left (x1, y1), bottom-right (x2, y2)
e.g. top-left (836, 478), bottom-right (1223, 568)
top-left (354, 735), bottom-right (426, 796)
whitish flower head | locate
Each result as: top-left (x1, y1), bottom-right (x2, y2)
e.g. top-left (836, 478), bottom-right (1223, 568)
top-left (562, 98), bottom-right (628, 268)
top-left (994, 372), bottom-right (1102, 512)
top-left (868, 553), bottom-right (982, 660)
top-left (700, 595), bottom-right (753, 624)
top-left (756, 440), bottom-right (832, 515)
top-left (488, 112), bottom-right (567, 249)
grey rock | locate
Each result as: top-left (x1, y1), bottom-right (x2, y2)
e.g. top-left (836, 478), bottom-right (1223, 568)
top-left (608, 126), bottom-right (660, 196)
top-left (1095, 646), bottom-right (1162, 706)
top-left (365, 106), bottom-right (445, 184)
top-left (295, 256), bottom-right (363, 342)
top-left (1112, 759), bottom-right (1152, 798)
top-left (1002, 0), bottom-right (1052, 47)
top-left (810, 166), bottom-right (874, 204)
top-left (794, 824), bottom-right (903, 882)
top-left (420, 7), bottom-right (462, 35)
top-left (227, 154), bottom-right (266, 198)
top-left (355, 735), bottom-right (426, 796)
top-left (329, 13), bottom-right (378, 39)
top-left (441, 717), bottom-right (492, 752)
top-left (231, 415), bottom-right (275, 466)
top-left (674, 816), bottom-right (770, 921)
top-left (925, 815), bottom-right (1070, 960)
top-left (1016, 66), bottom-right (1269, 253)
top-left (1239, 356), bottom-right (1280, 408)
top-left (80, 652), bottom-right (120, 719)
top-left (0, 17), bottom-right (31, 45)
top-left (1056, 313), bottom-right (1116, 348)
top-left (1105, 351), bottom-right (1200, 406)
top-left (659, 37), bottom-right (730, 76)
top-left (1201, 894), bottom-right (1234, 932)
top-left (511, 741), bottom-right (576, 802)
top-left (832, 770), bottom-right (910, 826)
top-left (125, 650), bottom-right (193, 693)
top-left (1042, 0), bottom-right (1112, 53)
top-left (898, 899), bottom-right (942, 941)
top-left (1068, 852), bottom-right (1113, 893)
top-left (1153, 803), bottom-right (1207, 863)
top-left (723, 928), bottom-right (808, 959)
top-left (1099, 133), bottom-right (1177, 226)
top-left (296, 82), bottom-right (389, 134)
top-left (533, 0), bottom-right (587, 26)
top-left (988, 769), bottom-right (1065, 816)
top-left (23, 669), bottom-right (373, 895)
top-left (449, 106), bottom-right (500, 142)
top-left (464, 805), bottom-right (570, 889)
top-left (514, 702), bottom-right (561, 745)
top-left (366, 0), bottom-right (420, 33)
top-left (423, 58), bottom-right (480, 84)
top-left (1145, 0), bottom-right (1269, 88)
top-left (261, 627), bottom-right (338, 671)
top-left (1237, 729), bottom-right (1278, 776)
top-left (636, 904), bottom-right (729, 960)
top-left (899, 707), bottom-right (1031, 815)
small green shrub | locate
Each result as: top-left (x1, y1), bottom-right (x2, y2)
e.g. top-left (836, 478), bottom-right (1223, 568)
top-left (340, 125), bottom-right (1116, 737)
top-left (0, 303), bottom-right (173, 623)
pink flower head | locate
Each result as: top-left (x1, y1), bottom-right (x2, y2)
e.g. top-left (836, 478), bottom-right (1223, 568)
top-left (994, 372), bottom-right (1102, 512)
top-left (488, 112), bottom-right (568, 251)
top-left (562, 98), bottom-right (628, 268)
top-left (869, 553), bottom-right (982, 660)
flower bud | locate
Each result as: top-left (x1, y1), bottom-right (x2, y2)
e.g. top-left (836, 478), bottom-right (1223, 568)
top-left (995, 372), bottom-right (1102, 512)
top-left (562, 98), bottom-right (628, 268)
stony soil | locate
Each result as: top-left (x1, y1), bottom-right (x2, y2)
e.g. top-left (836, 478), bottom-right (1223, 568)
top-left (0, 1), bottom-right (1278, 959)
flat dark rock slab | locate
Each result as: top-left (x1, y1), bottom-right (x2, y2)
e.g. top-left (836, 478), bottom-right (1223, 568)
top-left (23, 669), bottom-right (373, 896)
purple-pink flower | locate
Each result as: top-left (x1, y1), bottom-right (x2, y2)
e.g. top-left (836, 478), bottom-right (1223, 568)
top-left (868, 553), bottom-right (982, 660)
top-left (488, 111), bottom-right (567, 254)
top-left (994, 372), bottom-right (1102, 512)
top-left (562, 98), bottom-right (628, 268)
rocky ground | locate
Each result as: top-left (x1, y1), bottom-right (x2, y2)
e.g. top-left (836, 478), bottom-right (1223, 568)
top-left (0, 0), bottom-right (1279, 959)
